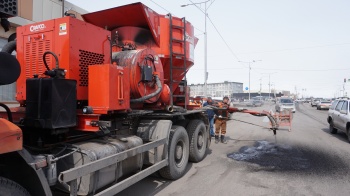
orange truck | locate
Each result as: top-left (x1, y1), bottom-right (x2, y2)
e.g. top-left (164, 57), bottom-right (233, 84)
top-left (0, 2), bottom-right (279, 195)
top-left (0, 2), bottom-right (211, 195)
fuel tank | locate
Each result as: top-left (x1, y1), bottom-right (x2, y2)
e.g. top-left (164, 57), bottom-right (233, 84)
top-left (56, 135), bottom-right (143, 195)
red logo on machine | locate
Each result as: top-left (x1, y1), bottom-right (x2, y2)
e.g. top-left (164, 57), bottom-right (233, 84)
top-left (29, 24), bottom-right (46, 32)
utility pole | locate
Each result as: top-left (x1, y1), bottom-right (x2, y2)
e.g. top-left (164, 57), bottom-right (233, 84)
top-left (269, 74), bottom-right (271, 99)
top-left (181, 0), bottom-right (210, 96)
top-left (259, 78), bottom-right (262, 99)
top-left (239, 60), bottom-right (261, 100)
top-left (261, 72), bottom-right (276, 99)
top-left (343, 78), bottom-right (346, 97)
top-left (272, 83), bottom-right (276, 99)
top-left (249, 62), bottom-right (251, 100)
top-left (204, 1), bottom-right (208, 97)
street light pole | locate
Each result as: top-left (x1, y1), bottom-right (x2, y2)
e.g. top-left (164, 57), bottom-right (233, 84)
top-left (248, 62), bottom-right (251, 100)
top-left (204, 1), bottom-right (208, 97)
top-left (271, 83), bottom-right (276, 98)
top-left (181, 0), bottom-right (210, 96)
top-left (259, 78), bottom-right (262, 98)
top-left (269, 74), bottom-right (271, 99)
top-left (261, 72), bottom-right (277, 99)
top-left (239, 60), bottom-right (261, 100)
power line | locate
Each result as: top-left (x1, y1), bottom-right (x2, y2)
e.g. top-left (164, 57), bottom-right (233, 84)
top-left (206, 15), bottom-right (241, 62)
top-left (194, 26), bottom-right (205, 33)
top-left (195, 33), bottom-right (205, 37)
top-left (254, 67), bottom-right (350, 72)
top-left (207, 0), bottom-right (217, 10)
top-left (153, 0), bottom-right (241, 68)
top-left (188, 0), bottom-right (206, 14)
top-left (238, 43), bottom-right (350, 54)
top-left (148, 0), bottom-right (172, 14)
top-left (189, 0), bottom-right (242, 64)
top-left (191, 67), bottom-right (350, 72)
top-left (191, 67), bottom-right (244, 71)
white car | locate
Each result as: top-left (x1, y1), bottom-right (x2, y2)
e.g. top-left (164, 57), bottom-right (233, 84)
top-left (327, 98), bottom-right (350, 142)
top-left (317, 100), bottom-right (331, 110)
top-left (311, 99), bottom-right (321, 107)
top-left (275, 98), bottom-right (296, 113)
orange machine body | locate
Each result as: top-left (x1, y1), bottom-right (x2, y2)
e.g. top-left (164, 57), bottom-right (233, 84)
top-left (0, 118), bottom-right (23, 154)
top-left (82, 2), bottom-right (197, 95)
top-left (16, 16), bottom-right (111, 103)
top-left (12, 2), bottom-right (198, 132)
top-left (88, 64), bottom-right (130, 114)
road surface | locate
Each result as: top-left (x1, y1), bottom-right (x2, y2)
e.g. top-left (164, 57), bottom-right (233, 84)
top-left (119, 102), bottom-right (350, 196)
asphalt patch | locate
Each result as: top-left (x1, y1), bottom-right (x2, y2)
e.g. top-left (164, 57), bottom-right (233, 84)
top-left (228, 141), bottom-right (310, 170)
top-left (227, 141), bottom-right (349, 175)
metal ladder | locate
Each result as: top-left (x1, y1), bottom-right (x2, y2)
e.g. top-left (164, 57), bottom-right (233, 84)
top-left (168, 13), bottom-right (187, 109)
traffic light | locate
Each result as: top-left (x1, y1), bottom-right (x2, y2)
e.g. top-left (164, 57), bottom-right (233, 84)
top-left (344, 78), bottom-right (347, 83)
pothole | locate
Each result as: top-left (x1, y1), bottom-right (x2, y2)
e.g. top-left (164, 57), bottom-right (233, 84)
top-left (227, 141), bottom-right (310, 170)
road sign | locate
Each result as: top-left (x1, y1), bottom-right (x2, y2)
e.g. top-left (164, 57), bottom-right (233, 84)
top-left (245, 87), bottom-right (248, 90)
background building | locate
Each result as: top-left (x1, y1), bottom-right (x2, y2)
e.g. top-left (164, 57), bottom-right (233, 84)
top-left (189, 81), bottom-right (243, 98)
top-left (231, 88), bottom-right (291, 100)
top-left (0, 0), bottom-right (87, 102)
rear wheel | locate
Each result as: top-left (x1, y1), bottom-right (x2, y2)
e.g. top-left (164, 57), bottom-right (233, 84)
top-left (0, 177), bottom-right (30, 196)
top-left (159, 126), bottom-right (189, 180)
top-left (329, 120), bottom-right (337, 134)
top-left (187, 120), bottom-right (207, 163)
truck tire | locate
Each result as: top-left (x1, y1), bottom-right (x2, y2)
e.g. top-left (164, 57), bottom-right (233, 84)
top-left (159, 126), bottom-right (189, 180)
top-left (0, 177), bottom-right (30, 196)
top-left (329, 120), bottom-right (337, 134)
top-left (187, 120), bottom-right (207, 162)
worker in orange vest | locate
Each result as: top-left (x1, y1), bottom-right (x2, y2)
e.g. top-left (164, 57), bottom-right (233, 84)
top-left (214, 96), bottom-right (230, 144)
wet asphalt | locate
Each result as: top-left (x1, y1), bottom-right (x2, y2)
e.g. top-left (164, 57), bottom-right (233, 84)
top-left (118, 102), bottom-right (350, 196)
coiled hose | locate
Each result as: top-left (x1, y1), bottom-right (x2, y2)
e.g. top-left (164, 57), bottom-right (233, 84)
top-left (130, 75), bottom-right (162, 103)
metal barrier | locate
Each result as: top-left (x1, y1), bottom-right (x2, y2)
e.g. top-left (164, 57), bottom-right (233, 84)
top-left (273, 110), bottom-right (293, 131)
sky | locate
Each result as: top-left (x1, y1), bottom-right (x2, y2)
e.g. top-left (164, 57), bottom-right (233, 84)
top-left (66, 0), bottom-right (350, 98)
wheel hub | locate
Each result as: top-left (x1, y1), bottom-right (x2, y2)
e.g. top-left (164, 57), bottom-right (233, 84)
top-left (197, 134), bottom-right (204, 147)
top-left (175, 145), bottom-right (183, 160)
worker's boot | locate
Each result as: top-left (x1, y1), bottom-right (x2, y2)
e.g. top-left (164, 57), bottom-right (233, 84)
top-left (221, 135), bottom-right (227, 144)
top-left (215, 135), bottom-right (219, 144)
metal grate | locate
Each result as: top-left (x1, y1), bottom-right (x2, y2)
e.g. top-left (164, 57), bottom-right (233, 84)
top-left (0, 0), bottom-right (18, 16)
top-left (78, 50), bottom-right (104, 87)
top-left (25, 39), bottom-right (50, 78)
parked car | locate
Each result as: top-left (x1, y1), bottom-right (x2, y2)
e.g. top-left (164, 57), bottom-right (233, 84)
top-left (246, 100), bottom-right (263, 107)
top-left (327, 98), bottom-right (350, 142)
top-left (275, 98), bottom-right (296, 113)
top-left (317, 100), bottom-right (332, 110)
top-left (311, 99), bottom-right (321, 107)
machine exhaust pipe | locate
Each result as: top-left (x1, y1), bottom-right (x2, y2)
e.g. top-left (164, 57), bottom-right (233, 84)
top-left (165, 105), bottom-right (173, 112)
top-left (0, 41), bottom-right (20, 86)
top-left (1, 40), bottom-right (16, 53)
